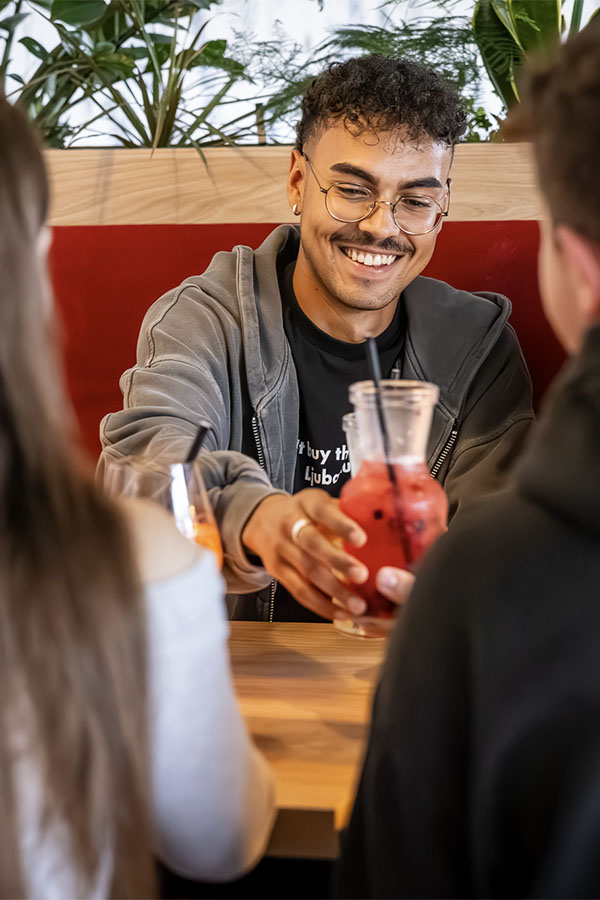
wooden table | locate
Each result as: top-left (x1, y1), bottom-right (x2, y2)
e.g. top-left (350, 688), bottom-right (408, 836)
top-left (229, 622), bottom-right (385, 859)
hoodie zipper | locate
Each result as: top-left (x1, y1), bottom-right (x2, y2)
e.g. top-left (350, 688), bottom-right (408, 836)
top-left (251, 412), bottom-right (276, 622)
top-left (251, 412), bottom-right (266, 470)
top-left (430, 422), bottom-right (459, 479)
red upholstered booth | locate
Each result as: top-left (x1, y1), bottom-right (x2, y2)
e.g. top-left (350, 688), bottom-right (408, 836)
top-left (49, 220), bottom-right (566, 460)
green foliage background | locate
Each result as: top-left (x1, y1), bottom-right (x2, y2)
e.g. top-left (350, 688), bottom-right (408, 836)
top-left (0, 0), bottom-right (598, 147)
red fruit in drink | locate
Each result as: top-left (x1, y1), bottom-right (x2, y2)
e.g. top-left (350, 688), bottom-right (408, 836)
top-left (339, 460), bottom-right (447, 617)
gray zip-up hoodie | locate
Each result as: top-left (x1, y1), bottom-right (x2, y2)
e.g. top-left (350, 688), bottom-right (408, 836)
top-left (100, 226), bottom-right (534, 619)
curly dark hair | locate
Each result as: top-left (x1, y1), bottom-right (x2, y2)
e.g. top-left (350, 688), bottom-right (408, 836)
top-left (516, 25), bottom-right (600, 244)
top-left (296, 55), bottom-right (467, 151)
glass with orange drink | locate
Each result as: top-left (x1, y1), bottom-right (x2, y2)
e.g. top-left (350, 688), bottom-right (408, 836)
top-left (102, 457), bottom-right (223, 568)
top-left (169, 462), bottom-right (223, 567)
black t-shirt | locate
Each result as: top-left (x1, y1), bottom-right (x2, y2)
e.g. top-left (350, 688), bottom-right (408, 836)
top-left (272, 256), bottom-right (406, 621)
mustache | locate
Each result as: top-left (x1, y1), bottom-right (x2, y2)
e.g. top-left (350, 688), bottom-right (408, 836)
top-left (331, 229), bottom-right (414, 256)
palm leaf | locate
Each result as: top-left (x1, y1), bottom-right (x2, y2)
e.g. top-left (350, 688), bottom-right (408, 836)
top-left (569, 0), bottom-right (584, 35)
top-left (506, 0), bottom-right (561, 55)
top-left (489, 0), bottom-right (522, 46)
top-left (473, 0), bottom-right (521, 107)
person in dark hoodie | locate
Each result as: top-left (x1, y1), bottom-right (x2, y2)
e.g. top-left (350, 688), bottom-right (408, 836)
top-left (99, 56), bottom-right (533, 622)
top-left (336, 26), bottom-right (600, 899)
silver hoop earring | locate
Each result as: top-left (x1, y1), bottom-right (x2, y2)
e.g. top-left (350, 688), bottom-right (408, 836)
top-left (292, 203), bottom-right (301, 216)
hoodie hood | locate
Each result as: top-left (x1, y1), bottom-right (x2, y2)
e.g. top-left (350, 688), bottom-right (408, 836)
top-left (402, 275), bottom-right (511, 420)
top-left (185, 223), bottom-right (522, 488)
top-left (517, 323), bottom-right (600, 537)
top-left (197, 225), bottom-right (295, 412)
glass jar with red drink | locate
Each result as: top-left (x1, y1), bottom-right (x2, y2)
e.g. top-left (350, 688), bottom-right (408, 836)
top-left (337, 380), bottom-right (447, 635)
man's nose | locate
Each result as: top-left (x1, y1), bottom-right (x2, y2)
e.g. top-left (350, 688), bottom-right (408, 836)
top-left (357, 201), bottom-right (400, 240)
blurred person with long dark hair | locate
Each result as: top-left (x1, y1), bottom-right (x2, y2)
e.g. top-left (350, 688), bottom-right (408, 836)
top-left (0, 96), bottom-right (274, 899)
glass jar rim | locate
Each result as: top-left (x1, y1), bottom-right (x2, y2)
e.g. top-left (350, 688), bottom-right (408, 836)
top-left (349, 379), bottom-right (439, 406)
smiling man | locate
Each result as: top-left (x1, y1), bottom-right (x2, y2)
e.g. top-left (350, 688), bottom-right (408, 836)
top-left (290, 127), bottom-right (450, 334)
top-left (100, 56), bottom-right (534, 622)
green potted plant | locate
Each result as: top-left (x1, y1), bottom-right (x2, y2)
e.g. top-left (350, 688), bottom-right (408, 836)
top-left (0, 0), bottom-right (258, 148)
top-left (473, 0), bottom-right (600, 110)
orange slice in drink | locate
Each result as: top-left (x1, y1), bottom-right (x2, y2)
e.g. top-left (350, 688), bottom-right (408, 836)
top-left (193, 520), bottom-right (224, 568)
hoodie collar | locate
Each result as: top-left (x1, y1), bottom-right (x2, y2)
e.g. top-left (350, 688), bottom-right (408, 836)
top-left (239, 225), bottom-right (511, 421)
top-left (402, 275), bottom-right (511, 419)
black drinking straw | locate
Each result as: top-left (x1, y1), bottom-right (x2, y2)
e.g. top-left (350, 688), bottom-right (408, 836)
top-left (366, 338), bottom-right (412, 561)
top-left (366, 337), bottom-right (398, 491)
top-left (185, 419), bottom-right (211, 463)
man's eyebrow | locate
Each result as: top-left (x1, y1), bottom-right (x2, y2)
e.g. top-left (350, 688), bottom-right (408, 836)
top-left (329, 164), bottom-right (443, 191)
top-left (330, 162), bottom-right (377, 184)
top-left (402, 177), bottom-right (443, 190)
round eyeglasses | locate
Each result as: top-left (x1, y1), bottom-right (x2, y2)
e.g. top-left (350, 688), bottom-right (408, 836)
top-left (302, 152), bottom-right (449, 236)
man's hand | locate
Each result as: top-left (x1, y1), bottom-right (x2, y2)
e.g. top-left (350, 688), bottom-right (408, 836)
top-left (349, 567), bottom-right (415, 637)
top-left (242, 489), bottom-right (369, 621)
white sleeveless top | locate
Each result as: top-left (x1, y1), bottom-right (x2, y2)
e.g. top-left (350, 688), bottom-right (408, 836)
top-left (15, 551), bottom-right (275, 898)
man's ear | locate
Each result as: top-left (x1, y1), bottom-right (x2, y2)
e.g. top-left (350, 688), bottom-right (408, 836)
top-left (556, 226), bottom-right (600, 325)
top-left (444, 178), bottom-right (452, 213)
top-left (287, 149), bottom-right (304, 214)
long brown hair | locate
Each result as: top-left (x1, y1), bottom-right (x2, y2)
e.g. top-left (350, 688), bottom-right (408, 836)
top-left (0, 99), bottom-right (154, 897)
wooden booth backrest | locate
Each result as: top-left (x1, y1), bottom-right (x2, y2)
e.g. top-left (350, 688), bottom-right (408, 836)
top-left (46, 145), bottom-right (565, 459)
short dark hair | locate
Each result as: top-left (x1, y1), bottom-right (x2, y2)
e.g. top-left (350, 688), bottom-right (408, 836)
top-left (518, 25), bottom-right (600, 244)
top-left (296, 55), bottom-right (467, 152)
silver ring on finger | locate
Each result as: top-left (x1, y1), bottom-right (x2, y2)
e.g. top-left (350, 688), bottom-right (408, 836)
top-left (291, 516), bottom-right (311, 544)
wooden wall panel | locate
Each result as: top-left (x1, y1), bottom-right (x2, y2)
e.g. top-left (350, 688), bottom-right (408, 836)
top-left (45, 143), bottom-right (542, 226)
